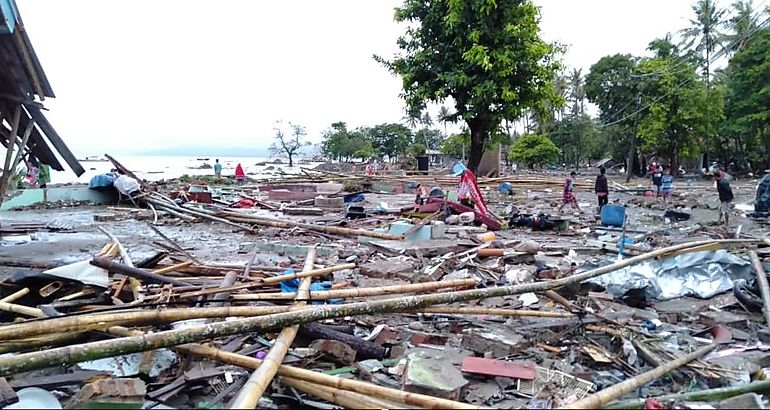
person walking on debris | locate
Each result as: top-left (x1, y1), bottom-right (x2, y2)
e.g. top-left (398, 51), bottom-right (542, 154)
top-left (652, 164), bottom-right (663, 199)
top-left (213, 159), bottom-right (222, 178)
top-left (595, 166), bottom-right (609, 212)
top-left (661, 167), bottom-right (674, 205)
top-left (716, 170), bottom-right (734, 226)
top-left (234, 163), bottom-right (245, 185)
top-left (558, 171), bottom-right (581, 214)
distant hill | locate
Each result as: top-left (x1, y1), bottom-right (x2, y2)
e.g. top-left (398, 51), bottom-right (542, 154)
top-left (135, 146), bottom-right (271, 157)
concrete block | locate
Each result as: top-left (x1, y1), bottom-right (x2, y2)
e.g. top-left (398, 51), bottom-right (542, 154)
top-left (403, 351), bottom-right (468, 400)
top-left (310, 339), bottom-right (357, 365)
top-left (66, 378), bottom-right (146, 409)
top-left (718, 393), bottom-right (765, 409)
top-left (314, 196), bottom-right (344, 208)
top-left (360, 259), bottom-right (415, 279)
top-left (462, 329), bottom-right (525, 357)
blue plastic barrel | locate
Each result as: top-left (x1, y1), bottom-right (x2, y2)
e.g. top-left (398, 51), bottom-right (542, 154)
top-left (600, 205), bottom-right (626, 227)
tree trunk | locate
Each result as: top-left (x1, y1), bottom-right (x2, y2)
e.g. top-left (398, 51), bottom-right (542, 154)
top-left (466, 118), bottom-right (487, 174)
top-left (288, 152), bottom-right (294, 167)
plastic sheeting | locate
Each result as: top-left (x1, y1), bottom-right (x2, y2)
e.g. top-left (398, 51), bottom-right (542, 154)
top-left (583, 250), bottom-right (752, 300)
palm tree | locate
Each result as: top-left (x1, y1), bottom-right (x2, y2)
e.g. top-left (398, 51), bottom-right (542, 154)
top-left (679, 0), bottom-right (726, 81)
top-left (680, 0), bottom-right (726, 169)
top-left (420, 112), bottom-right (433, 129)
top-left (567, 68), bottom-right (586, 117)
top-left (402, 113), bottom-right (419, 130)
top-left (724, 0), bottom-right (759, 54)
top-left (438, 106), bottom-right (451, 134)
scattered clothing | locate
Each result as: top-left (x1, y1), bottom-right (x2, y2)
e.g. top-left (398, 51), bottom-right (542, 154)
top-left (509, 212), bottom-right (558, 231)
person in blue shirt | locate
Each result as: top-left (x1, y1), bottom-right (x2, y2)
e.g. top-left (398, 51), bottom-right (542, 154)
top-left (214, 159), bottom-right (222, 178)
top-left (660, 167), bottom-right (674, 205)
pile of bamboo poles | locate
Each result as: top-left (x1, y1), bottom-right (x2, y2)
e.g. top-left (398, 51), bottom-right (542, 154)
top-left (0, 208), bottom-right (765, 409)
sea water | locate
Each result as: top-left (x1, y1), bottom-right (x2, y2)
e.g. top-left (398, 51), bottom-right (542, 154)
top-left (49, 155), bottom-right (325, 185)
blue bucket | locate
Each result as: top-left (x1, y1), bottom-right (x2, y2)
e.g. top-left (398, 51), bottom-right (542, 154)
top-left (600, 205), bottom-right (626, 227)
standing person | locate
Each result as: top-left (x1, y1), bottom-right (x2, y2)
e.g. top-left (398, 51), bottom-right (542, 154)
top-left (715, 170), bottom-right (734, 226)
top-left (660, 167), bottom-right (674, 205)
top-left (26, 155), bottom-right (39, 187)
top-left (38, 163), bottom-right (51, 188)
top-left (558, 171), bottom-right (581, 214)
top-left (595, 167), bottom-right (609, 212)
top-left (234, 163), bottom-right (245, 186)
top-left (213, 159), bottom-right (222, 178)
top-left (652, 164), bottom-right (663, 199)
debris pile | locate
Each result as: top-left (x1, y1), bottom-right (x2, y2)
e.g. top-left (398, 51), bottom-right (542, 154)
top-left (0, 155), bottom-right (769, 409)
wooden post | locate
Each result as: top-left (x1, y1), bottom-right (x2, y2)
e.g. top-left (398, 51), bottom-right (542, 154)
top-left (8, 120), bottom-right (34, 181)
top-left (749, 251), bottom-right (770, 328)
top-left (229, 248), bottom-right (316, 409)
top-left (0, 106), bottom-right (21, 205)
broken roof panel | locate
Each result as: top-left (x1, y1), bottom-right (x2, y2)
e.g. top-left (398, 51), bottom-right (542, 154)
top-left (0, 0), bottom-right (81, 176)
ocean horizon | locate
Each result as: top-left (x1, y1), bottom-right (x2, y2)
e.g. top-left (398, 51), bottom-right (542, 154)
top-left (49, 154), bottom-right (324, 185)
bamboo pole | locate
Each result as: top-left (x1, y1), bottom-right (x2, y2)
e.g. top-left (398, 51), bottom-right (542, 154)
top-left (749, 251), bottom-right (770, 328)
top-left (0, 306), bottom-right (293, 341)
top-left (230, 278), bottom-right (477, 301)
top-left (603, 379), bottom-right (770, 409)
top-left (91, 257), bottom-right (192, 287)
top-left (179, 344), bottom-right (483, 409)
top-left (0, 288), bottom-right (29, 304)
top-left (146, 224), bottom-right (202, 264)
top-left (177, 262), bottom-right (357, 299)
top-left (229, 248), bottom-right (316, 409)
top-left (260, 263), bottom-right (356, 285)
top-left (415, 306), bottom-right (573, 318)
top-left (0, 239), bottom-right (753, 377)
top-left (280, 376), bottom-right (408, 409)
top-left (98, 227), bottom-right (143, 301)
top-left (0, 301), bottom-right (45, 318)
top-left (151, 261), bottom-right (194, 275)
top-left (564, 344), bottom-right (717, 409)
top-left (215, 210), bottom-right (404, 241)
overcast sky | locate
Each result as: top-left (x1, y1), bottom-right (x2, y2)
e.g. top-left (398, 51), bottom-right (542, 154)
top-left (17, 0), bottom-right (735, 156)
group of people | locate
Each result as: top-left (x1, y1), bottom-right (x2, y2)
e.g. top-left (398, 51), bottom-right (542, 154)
top-left (557, 164), bottom-right (734, 226)
top-left (212, 159), bottom-right (246, 185)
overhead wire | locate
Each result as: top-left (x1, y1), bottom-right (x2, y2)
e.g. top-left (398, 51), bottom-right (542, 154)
top-left (598, 12), bottom-right (770, 128)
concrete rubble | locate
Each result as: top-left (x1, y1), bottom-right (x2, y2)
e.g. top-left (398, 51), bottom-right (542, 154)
top-left (0, 155), bottom-right (768, 409)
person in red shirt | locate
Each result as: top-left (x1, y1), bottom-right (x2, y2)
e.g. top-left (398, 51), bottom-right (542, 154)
top-left (235, 163), bottom-right (245, 185)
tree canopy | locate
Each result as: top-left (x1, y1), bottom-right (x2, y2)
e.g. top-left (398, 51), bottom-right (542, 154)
top-left (376, 0), bottom-right (561, 174)
top-left (509, 134), bottom-right (561, 169)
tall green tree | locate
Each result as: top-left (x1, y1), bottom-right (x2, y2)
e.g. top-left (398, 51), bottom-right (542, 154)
top-left (550, 114), bottom-right (601, 169)
top-left (725, 0), bottom-right (760, 53)
top-left (441, 131), bottom-right (470, 159)
top-left (585, 54), bottom-right (642, 179)
top-left (376, 0), bottom-right (561, 174)
top-left (508, 134), bottom-right (561, 169)
top-left (636, 38), bottom-right (712, 173)
top-left (414, 128), bottom-right (445, 151)
top-left (680, 0), bottom-right (727, 168)
top-left (723, 26), bottom-right (770, 171)
top-left (367, 123), bottom-right (413, 162)
top-left (680, 0), bottom-right (727, 80)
